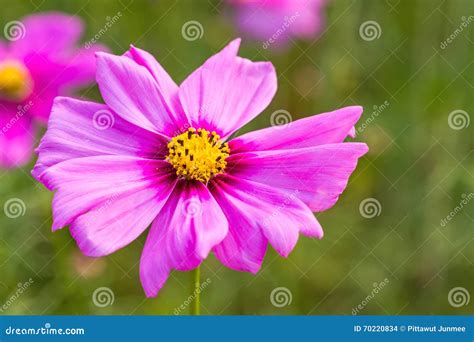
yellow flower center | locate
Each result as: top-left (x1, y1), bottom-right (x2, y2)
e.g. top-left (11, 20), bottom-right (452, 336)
top-left (0, 60), bottom-right (33, 101)
top-left (166, 128), bottom-right (230, 183)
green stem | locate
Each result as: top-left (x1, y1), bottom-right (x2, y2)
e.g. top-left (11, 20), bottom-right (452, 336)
top-left (191, 265), bottom-right (201, 315)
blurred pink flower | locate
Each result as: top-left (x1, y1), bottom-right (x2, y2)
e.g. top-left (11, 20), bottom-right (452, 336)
top-left (0, 12), bottom-right (105, 167)
top-left (228, 0), bottom-right (327, 48)
top-left (32, 39), bottom-right (367, 297)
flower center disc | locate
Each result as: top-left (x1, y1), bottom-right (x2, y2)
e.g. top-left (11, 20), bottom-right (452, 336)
top-left (0, 60), bottom-right (33, 101)
top-left (166, 128), bottom-right (230, 183)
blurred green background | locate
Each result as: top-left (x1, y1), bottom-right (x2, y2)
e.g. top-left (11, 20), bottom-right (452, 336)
top-left (0, 0), bottom-right (472, 315)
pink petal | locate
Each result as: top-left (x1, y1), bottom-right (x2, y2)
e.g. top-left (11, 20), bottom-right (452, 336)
top-left (140, 181), bottom-right (228, 297)
top-left (179, 39), bottom-right (277, 139)
top-left (227, 143), bottom-right (368, 212)
top-left (0, 104), bottom-right (35, 168)
top-left (58, 44), bottom-right (107, 88)
top-left (289, 0), bottom-right (327, 38)
top-left (0, 41), bottom-right (6, 59)
top-left (211, 175), bottom-right (321, 259)
top-left (39, 155), bottom-right (176, 256)
top-left (18, 54), bottom-right (64, 121)
top-left (210, 179), bottom-right (268, 273)
top-left (20, 45), bottom-right (105, 123)
top-left (26, 88), bottom-right (59, 123)
top-left (96, 52), bottom-right (188, 136)
top-left (26, 44), bottom-right (106, 96)
top-left (348, 126), bottom-right (356, 138)
top-left (229, 106), bottom-right (362, 153)
top-left (32, 97), bottom-right (168, 179)
top-left (125, 45), bottom-right (188, 134)
top-left (233, 0), bottom-right (325, 44)
top-left (11, 12), bottom-right (83, 57)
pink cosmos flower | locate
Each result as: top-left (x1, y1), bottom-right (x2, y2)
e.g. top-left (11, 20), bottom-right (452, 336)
top-left (32, 39), bottom-right (368, 297)
top-left (227, 0), bottom-right (327, 48)
top-left (0, 12), bottom-right (104, 167)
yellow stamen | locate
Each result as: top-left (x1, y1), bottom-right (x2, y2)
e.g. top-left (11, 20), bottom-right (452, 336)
top-left (0, 60), bottom-right (33, 101)
top-left (166, 128), bottom-right (230, 183)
